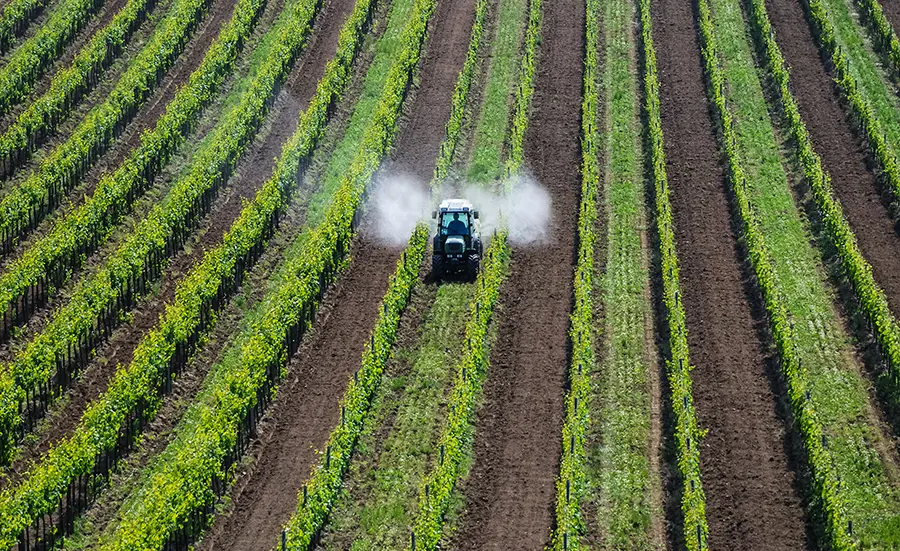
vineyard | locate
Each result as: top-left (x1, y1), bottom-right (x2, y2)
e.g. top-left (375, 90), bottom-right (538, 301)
top-left (1, 0), bottom-right (900, 545)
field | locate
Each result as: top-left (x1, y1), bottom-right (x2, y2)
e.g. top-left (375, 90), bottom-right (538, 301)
top-left (1, 0), bottom-right (900, 545)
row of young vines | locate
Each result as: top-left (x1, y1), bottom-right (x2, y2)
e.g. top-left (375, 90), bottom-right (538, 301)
top-left (548, 0), bottom-right (598, 545)
top-left (0, 0), bottom-right (321, 464)
top-left (0, 0), bottom-right (378, 541)
top-left (91, 0), bottom-right (435, 545)
top-left (638, 0), bottom-right (709, 546)
top-left (0, 0), bottom-right (157, 178)
top-left (0, 0), bottom-right (215, 253)
top-left (696, 0), bottom-right (855, 546)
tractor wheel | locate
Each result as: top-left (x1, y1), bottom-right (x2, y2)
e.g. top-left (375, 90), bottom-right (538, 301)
top-left (467, 254), bottom-right (480, 280)
top-left (432, 255), bottom-right (444, 281)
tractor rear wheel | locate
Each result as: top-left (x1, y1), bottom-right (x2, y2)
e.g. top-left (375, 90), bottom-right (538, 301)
top-left (467, 254), bottom-right (480, 280)
top-left (432, 254), bottom-right (444, 281)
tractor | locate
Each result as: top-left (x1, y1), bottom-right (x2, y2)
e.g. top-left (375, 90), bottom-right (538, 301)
top-left (431, 199), bottom-right (482, 280)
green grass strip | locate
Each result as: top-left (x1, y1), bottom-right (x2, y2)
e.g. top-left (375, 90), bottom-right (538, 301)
top-left (94, 0), bottom-right (435, 545)
top-left (702, 0), bottom-right (900, 544)
top-left (465, 0), bottom-right (527, 182)
top-left (0, 0), bottom-right (374, 539)
top-left (637, 0), bottom-right (708, 545)
top-left (0, 0), bottom-right (156, 173)
top-left (409, 232), bottom-right (510, 551)
top-left (0, 0), bottom-right (106, 114)
top-left (319, 284), bottom-right (474, 551)
top-left (592, 0), bottom-right (656, 545)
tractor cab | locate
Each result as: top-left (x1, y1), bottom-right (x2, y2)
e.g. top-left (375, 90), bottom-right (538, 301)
top-left (431, 199), bottom-right (482, 280)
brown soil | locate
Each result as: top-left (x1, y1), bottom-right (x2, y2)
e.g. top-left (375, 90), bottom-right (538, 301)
top-left (193, 0), bottom-right (478, 547)
top-left (764, 0), bottom-right (900, 323)
top-left (0, 0), bottom-right (353, 483)
top-left (194, 241), bottom-right (402, 551)
top-left (448, 1), bottom-right (581, 549)
top-left (650, 0), bottom-right (809, 548)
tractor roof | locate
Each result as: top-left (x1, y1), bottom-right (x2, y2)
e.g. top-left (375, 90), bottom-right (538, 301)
top-left (437, 198), bottom-right (474, 212)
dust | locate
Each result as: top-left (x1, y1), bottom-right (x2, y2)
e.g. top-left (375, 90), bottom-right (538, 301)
top-left (367, 170), bottom-right (552, 245)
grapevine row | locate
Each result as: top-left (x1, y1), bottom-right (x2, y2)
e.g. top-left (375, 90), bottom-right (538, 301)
top-left (503, 0), bottom-right (539, 176)
top-left (0, 0), bottom-right (375, 537)
top-left (278, 227), bottom-right (427, 551)
top-left (0, 0), bottom-right (263, 351)
top-left (548, 0), bottom-right (598, 544)
top-left (93, 0), bottom-right (435, 543)
top-left (801, 0), bottom-right (900, 224)
top-left (696, 0), bottom-right (855, 546)
top-left (0, 0), bottom-right (49, 54)
top-left (0, 0), bottom-right (214, 255)
top-left (0, 0), bottom-right (156, 178)
top-left (638, 0), bottom-right (708, 545)
top-left (0, 0), bottom-right (322, 464)
top-left (745, 0), bottom-right (900, 456)
top-left (0, 0), bottom-right (106, 115)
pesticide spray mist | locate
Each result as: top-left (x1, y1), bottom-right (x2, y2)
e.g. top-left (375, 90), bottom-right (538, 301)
top-left (366, 170), bottom-right (552, 246)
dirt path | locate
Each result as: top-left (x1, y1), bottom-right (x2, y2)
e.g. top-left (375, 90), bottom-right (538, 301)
top-left (650, 0), bottom-right (808, 548)
top-left (764, 0), bottom-right (900, 316)
top-left (448, 1), bottom-right (580, 550)
top-left (192, 0), bottom-right (476, 548)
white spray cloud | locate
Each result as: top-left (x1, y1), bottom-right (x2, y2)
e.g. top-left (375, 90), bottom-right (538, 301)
top-left (366, 170), bottom-right (552, 246)
top-left (462, 171), bottom-right (552, 245)
top-left (366, 172), bottom-right (431, 246)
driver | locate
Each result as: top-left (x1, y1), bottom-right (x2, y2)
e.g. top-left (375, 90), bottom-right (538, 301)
top-left (446, 212), bottom-right (468, 235)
